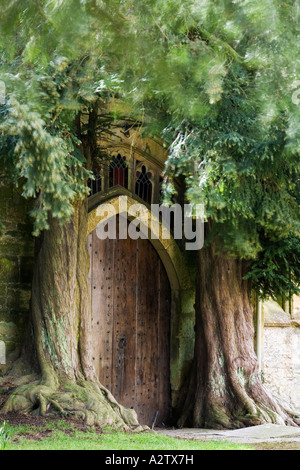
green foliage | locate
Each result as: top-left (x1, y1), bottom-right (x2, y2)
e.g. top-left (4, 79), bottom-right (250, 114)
top-left (2, 99), bottom-right (89, 234)
top-left (0, 0), bottom-right (128, 235)
top-left (0, 421), bottom-right (12, 450)
top-left (4, 420), bottom-right (252, 450)
top-left (0, 0), bottom-right (299, 297)
top-left (245, 237), bottom-right (300, 300)
top-left (159, 65), bottom-right (300, 298)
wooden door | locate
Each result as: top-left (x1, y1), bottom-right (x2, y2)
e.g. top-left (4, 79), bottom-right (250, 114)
top-left (88, 216), bottom-right (171, 427)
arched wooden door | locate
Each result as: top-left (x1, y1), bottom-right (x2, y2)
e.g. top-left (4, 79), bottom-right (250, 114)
top-left (88, 216), bottom-right (171, 427)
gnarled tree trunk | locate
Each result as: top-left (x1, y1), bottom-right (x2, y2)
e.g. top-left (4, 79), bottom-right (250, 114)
top-left (0, 107), bottom-right (143, 429)
top-left (0, 197), bottom-right (142, 429)
top-left (176, 241), bottom-right (300, 429)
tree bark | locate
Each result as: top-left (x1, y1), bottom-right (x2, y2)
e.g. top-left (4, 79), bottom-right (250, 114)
top-left (176, 240), bottom-right (300, 429)
top-left (0, 198), bottom-right (142, 429)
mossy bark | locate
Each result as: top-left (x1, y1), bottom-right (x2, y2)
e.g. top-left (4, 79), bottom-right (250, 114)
top-left (0, 109), bottom-right (143, 430)
top-left (176, 241), bottom-right (300, 430)
top-left (1, 199), bottom-right (142, 429)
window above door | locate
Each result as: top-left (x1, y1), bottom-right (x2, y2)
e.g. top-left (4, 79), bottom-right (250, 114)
top-left (88, 147), bottom-right (165, 205)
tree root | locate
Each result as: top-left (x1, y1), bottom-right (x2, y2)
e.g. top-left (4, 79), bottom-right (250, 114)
top-left (198, 390), bottom-right (300, 430)
top-left (177, 360), bottom-right (300, 430)
top-left (0, 376), bottom-right (147, 432)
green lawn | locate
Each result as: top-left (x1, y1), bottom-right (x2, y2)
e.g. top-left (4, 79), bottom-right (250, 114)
top-left (1, 420), bottom-right (254, 451)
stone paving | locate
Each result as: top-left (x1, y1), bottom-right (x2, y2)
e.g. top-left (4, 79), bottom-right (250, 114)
top-left (156, 424), bottom-right (300, 445)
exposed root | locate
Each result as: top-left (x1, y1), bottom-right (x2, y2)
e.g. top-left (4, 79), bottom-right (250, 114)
top-left (0, 377), bottom-right (147, 432)
top-left (198, 391), bottom-right (300, 430)
top-left (177, 359), bottom-right (300, 430)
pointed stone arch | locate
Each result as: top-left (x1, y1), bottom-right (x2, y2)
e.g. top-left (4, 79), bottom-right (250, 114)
top-left (88, 189), bottom-right (193, 292)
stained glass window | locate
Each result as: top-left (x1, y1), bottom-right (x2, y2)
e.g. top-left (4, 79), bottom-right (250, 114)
top-left (135, 165), bottom-right (152, 204)
top-left (109, 154), bottom-right (128, 188)
top-left (88, 168), bottom-right (102, 196)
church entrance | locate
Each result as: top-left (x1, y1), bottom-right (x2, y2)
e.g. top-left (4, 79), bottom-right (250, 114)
top-left (88, 216), bottom-right (171, 427)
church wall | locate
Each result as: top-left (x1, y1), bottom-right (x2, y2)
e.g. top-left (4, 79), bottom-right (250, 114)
top-left (0, 179), bottom-right (34, 368)
top-left (262, 299), bottom-right (300, 415)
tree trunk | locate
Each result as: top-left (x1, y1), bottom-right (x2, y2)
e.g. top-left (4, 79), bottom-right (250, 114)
top-left (176, 241), bottom-right (300, 429)
top-left (0, 198), bottom-right (142, 429)
top-left (0, 108), bottom-right (144, 429)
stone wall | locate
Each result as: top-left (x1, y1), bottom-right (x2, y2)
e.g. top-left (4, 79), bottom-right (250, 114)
top-left (293, 295), bottom-right (300, 317)
top-left (262, 299), bottom-right (300, 415)
top-left (0, 180), bottom-right (34, 367)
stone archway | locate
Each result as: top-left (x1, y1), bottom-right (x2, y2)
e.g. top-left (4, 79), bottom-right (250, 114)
top-left (88, 190), bottom-right (192, 292)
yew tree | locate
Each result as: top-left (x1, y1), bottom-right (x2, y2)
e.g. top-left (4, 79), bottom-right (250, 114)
top-left (143, 2), bottom-right (300, 428)
top-left (0, 0), bottom-right (299, 429)
top-left (164, 69), bottom-right (300, 428)
top-left (151, 4), bottom-right (300, 428)
top-left (0, 0), bottom-right (147, 429)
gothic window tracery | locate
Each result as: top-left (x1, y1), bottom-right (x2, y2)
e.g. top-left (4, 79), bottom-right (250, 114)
top-left (135, 165), bottom-right (153, 204)
top-left (109, 154), bottom-right (128, 189)
top-left (88, 167), bottom-right (102, 196)
top-left (88, 149), bottom-right (165, 205)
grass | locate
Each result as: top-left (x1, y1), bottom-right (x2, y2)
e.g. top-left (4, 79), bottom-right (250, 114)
top-left (1, 419), bottom-right (255, 451)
